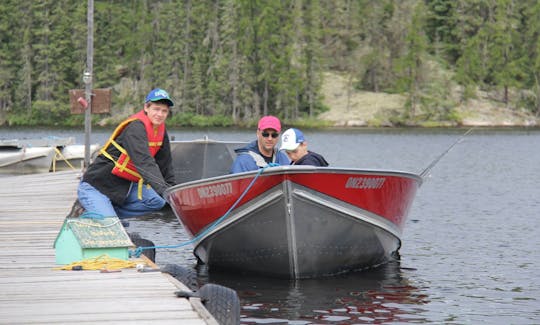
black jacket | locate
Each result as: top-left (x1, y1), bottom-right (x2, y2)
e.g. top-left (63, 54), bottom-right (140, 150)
top-left (82, 120), bottom-right (176, 205)
top-left (293, 151), bottom-right (329, 167)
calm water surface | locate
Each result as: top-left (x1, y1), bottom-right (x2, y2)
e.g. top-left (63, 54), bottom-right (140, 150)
top-left (2, 127), bottom-right (539, 324)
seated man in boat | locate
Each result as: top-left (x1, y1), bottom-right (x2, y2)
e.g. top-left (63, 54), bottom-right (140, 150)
top-left (280, 128), bottom-right (329, 166)
top-left (230, 115), bottom-right (289, 173)
top-left (76, 88), bottom-right (176, 218)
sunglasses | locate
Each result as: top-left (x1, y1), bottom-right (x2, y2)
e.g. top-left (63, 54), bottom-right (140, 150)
top-left (261, 131), bottom-right (279, 139)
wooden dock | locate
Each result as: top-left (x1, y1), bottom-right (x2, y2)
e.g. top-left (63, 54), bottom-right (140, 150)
top-left (0, 171), bottom-right (216, 324)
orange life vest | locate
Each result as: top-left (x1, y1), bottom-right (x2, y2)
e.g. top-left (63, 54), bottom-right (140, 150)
top-left (100, 110), bottom-right (165, 198)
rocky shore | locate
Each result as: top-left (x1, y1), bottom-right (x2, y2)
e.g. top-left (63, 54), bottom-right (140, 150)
top-left (319, 72), bottom-right (539, 127)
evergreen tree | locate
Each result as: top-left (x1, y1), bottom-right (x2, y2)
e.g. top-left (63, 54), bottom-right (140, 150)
top-left (304, 0), bottom-right (324, 118)
top-left (520, 0), bottom-right (540, 115)
top-left (425, 0), bottom-right (459, 62)
top-left (220, 0), bottom-right (241, 121)
top-left (394, 1), bottom-right (429, 119)
top-left (488, 0), bottom-right (522, 105)
top-left (0, 0), bottom-right (21, 119)
top-left (358, 0), bottom-right (396, 93)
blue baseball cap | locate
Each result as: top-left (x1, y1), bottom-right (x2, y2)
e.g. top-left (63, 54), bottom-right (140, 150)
top-left (145, 88), bottom-right (174, 107)
top-left (280, 128), bottom-right (305, 151)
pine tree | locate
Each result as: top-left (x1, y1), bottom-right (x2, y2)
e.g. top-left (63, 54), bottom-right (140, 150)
top-left (0, 0), bottom-right (21, 119)
top-left (488, 0), bottom-right (522, 105)
top-left (520, 0), bottom-right (540, 115)
top-left (395, 1), bottom-right (429, 119)
top-left (358, 0), bottom-right (396, 93)
top-left (425, 0), bottom-right (459, 62)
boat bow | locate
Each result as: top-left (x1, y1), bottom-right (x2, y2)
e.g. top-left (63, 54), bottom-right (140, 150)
top-left (165, 165), bottom-right (421, 278)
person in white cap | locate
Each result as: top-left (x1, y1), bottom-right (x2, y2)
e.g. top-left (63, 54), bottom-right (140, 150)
top-left (280, 128), bottom-right (329, 166)
top-left (76, 88), bottom-right (176, 219)
top-left (230, 115), bottom-right (290, 173)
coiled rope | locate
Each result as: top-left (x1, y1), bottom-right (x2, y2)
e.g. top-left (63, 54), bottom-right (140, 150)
top-left (130, 163), bottom-right (279, 258)
top-left (54, 254), bottom-right (140, 271)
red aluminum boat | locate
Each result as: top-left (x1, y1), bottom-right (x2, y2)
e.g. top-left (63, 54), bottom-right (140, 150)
top-left (165, 142), bottom-right (422, 278)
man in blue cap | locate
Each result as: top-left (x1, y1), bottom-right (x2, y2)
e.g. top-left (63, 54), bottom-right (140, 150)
top-left (76, 88), bottom-right (176, 218)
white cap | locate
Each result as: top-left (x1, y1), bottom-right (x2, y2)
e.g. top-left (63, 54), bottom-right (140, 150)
top-left (280, 128), bottom-right (305, 151)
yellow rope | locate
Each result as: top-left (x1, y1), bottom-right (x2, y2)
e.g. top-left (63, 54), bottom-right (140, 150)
top-left (52, 147), bottom-right (77, 172)
top-left (54, 254), bottom-right (143, 271)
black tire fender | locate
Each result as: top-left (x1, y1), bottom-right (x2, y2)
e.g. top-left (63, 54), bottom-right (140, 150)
top-left (160, 263), bottom-right (198, 291)
top-left (128, 233), bottom-right (156, 263)
top-left (198, 283), bottom-right (240, 325)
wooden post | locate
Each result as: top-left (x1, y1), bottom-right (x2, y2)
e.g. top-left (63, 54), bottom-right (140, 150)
top-left (83, 0), bottom-right (94, 168)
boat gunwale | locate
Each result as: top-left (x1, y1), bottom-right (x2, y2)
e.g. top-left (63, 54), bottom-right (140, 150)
top-left (164, 165), bottom-right (423, 198)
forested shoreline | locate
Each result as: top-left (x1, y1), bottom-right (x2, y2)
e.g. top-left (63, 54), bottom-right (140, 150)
top-left (1, 0), bottom-right (540, 128)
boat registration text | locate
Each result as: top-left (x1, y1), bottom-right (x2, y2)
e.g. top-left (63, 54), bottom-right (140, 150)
top-left (345, 177), bottom-right (385, 189)
top-left (197, 183), bottom-right (233, 199)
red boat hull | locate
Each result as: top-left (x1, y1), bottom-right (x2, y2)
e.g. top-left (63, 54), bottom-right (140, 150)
top-left (165, 166), bottom-right (421, 278)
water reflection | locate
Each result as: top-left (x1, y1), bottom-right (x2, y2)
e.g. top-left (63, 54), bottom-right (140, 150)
top-left (199, 262), bottom-right (429, 324)
top-left (124, 195), bottom-right (431, 324)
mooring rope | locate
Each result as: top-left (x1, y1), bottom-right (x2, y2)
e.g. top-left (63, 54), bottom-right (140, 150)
top-left (129, 163), bottom-right (279, 258)
top-left (52, 147), bottom-right (77, 172)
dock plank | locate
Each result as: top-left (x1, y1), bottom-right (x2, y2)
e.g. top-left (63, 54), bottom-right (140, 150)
top-left (0, 171), bottom-right (215, 324)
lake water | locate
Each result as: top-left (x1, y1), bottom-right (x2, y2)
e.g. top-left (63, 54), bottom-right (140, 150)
top-left (2, 127), bottom-right (539, 324)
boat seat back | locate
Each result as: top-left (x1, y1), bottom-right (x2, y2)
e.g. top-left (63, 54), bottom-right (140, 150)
top-left (170, 140), bottom-right (246, 184)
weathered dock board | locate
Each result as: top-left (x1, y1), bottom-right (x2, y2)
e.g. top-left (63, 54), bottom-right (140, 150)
top-left (0, 171), bottom-right (216, 324)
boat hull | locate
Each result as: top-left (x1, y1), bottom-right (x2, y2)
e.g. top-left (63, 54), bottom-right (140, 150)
top-left (0, 147), bottom-right (55, 174)
top-left (51, 144), bottom-right (100, 171)
top-left (166, 166), bottom-right (421, 278)
top-left (0, 137), bottom-right (77, 174)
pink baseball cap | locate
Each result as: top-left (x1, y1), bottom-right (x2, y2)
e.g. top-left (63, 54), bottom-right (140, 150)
top-left (257, 116), bottom-right (281, 132)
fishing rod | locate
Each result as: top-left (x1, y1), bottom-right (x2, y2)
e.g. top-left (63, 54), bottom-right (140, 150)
top-left (420, 127), bottom-right (475, 179)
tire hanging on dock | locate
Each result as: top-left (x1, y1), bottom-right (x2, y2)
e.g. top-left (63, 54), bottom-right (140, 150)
top-left (162, 263), bottom-right (240, 324)
top-left (128, 233), bottom-right (156, 263)
top-left (198, 283), bottom-right (241, 325)
top-left (161, 263), bottom-right (199, 291)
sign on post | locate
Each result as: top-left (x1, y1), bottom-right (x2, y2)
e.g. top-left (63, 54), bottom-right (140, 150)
top-left (69, 88), bottom-right (111, 114)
